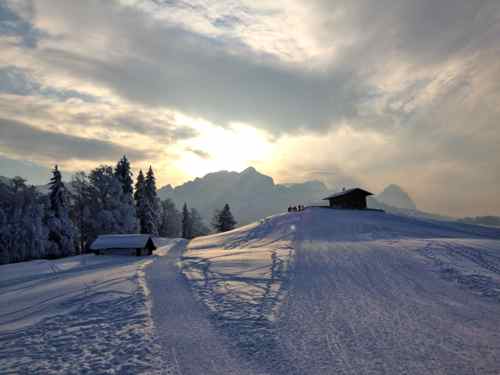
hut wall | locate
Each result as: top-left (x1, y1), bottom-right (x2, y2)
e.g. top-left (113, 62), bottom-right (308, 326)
top-left (328, 193), bottom-right (368, 209)
top-left (99, 248), bottom-right (137, 256)
top-left (97, 248), bottom-right (153, 256)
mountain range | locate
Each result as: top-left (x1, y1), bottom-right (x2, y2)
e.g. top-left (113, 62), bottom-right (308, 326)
top-left (158, 167), bottom-right (431, 226)
top-left (158, 167), bottom-right (329, 225)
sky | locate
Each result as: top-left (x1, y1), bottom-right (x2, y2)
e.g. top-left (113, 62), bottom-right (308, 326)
top-left (0, 0), bottom-right (499, 217)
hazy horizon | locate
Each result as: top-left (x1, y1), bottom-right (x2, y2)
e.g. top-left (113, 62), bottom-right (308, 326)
top-left (1, 0), bottom-right (499, 217)
top-left (1, 162), bottom-right (498, 219)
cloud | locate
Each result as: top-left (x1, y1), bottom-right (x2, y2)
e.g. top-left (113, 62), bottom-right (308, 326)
top-left (0, 66), bottom-right (38, 95)
top-left (23, 0), bottom-right (367, 135)
top-left (0, 90), bottom-right (199, 152)
top-left (186, 147), bottom-right (211, 159)
top-left (0, 117), bottom-right (152, 163)
top-left (0, 0), bottom-right (499, 216)
top-left (26, 0), bottom-right (498, 138)
top-left (0, 0), bottom-right (42, 47)
top-left (308, 0), bottom-right (500, 64)
top-left (0, 65), bottom-right (96, 101)
top-left (109, 114), bottom-right (198, 141)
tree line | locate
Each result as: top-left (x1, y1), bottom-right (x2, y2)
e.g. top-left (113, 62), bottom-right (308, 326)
top-left (0, 156), bottom-right (236, 265)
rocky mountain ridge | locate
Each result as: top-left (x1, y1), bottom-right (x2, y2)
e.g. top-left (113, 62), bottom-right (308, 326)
top-left (158, 167), bottom-right (428, 225)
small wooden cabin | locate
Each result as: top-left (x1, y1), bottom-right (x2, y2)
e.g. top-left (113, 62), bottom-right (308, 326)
top-left (323, 188), bottom-right (373, 209)
top-left (90, 234), bottom-right (157, 256)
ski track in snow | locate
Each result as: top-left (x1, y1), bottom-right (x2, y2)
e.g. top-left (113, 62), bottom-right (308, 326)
top-left (182, 208), bottom-right (500, 375)
top-left (0, 253), bottom-right (164, 374)
top-left (181, 213), bottom-right (300, 374)
top-left (146, 238), bottom-right (260, 375)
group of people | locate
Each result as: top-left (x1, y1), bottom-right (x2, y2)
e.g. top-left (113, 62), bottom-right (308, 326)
top-left (288, 204), bottom-right (305, 212)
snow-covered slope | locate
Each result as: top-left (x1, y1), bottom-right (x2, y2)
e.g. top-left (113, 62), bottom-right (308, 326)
top-left (183, 208), bottom-right (500, 374)
top-left (0, 240), bottom-right (182, 374)
top-left (2, 210), bottom-right (499, 374)
top-left (185, 213), bottom-right (297, 316)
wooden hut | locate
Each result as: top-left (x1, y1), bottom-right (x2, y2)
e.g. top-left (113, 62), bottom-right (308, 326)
top-left (323, 188), bottom-right (373, 209)
top-left (90, 234), bottom-right (157, 256)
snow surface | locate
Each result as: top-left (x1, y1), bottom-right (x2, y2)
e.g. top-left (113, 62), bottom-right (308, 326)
top-left (182, 208), bottom-right (500, 374)
top-left (0, 246), bottom-right (171, 374)
top-left (2, 208), bottom-right (500, 374)
top-left (146, 238), bottom-right (260, 375)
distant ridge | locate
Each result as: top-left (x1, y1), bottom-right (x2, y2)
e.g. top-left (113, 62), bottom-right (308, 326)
top-left (375, 184), bottom-right (417, 210)
top-left (157, 168), bottom-right (435, 225)
top-left (158, 167), bottom-right (328, 225)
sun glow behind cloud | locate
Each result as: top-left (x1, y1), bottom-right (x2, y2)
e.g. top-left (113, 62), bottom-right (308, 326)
top-left (174, 118), bottom-right (273, 179)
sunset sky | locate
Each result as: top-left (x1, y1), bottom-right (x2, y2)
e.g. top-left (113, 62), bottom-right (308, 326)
top-left (0, 0), bottom-right (499, 217)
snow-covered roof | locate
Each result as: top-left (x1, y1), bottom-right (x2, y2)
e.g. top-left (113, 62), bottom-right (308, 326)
top-left (90, 234), bottom-right (157, 250)
top-left (323, 188), bottom-right (373, 200)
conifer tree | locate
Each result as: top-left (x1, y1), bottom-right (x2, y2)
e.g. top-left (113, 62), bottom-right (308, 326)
top-left (181, 203), bottom-right (192, 239)
top-left (191, 208), bottom-right (210, 237)
top-left (134, 170), bottom-right (145, 204)
top-left (212, 203), bottom-right (237, 232)
top-left (145, 166), bottom-right (157, 197)
top-left (144, 166), bottom-right (160, 235)
top-left (46, 165), bottom-right (76, 257)
top-left (49, 165), bottom-right (66, 218)
top-left (87, 165), bottom-right (137, 240)
top-left (114, 155), bottom-right (134, 201)
top-left (70, 172), bottom-right (91, 252)
top-left (159, 198), bottom-right (181, 238)
top-left (134, 169), bottom-right (147, 233)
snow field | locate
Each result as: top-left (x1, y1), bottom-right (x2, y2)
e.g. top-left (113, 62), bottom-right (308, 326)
top-left (182, 213), bottom-right (300, 372)
top-left (0, 244), bottom-right (177, 374)
top-left (182, 208), bottom-right (500, 374)
top-left (2, 208), bottom-right (500, 374)
top-left (146, 238), bottom-right (259, 375)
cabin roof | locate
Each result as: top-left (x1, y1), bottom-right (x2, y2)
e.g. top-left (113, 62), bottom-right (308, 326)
top-left (90, 234), bottom-right (157, 250)
top-left (323, 188), bottom-right (373, 200)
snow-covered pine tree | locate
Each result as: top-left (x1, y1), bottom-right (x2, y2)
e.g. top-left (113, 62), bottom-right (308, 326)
top-left (114, 155), bottom-right (138, 232)
top-left (181, 203), bottom-right (192, 239)
top-left (211, 209), bottom-right (221, 231)
top-left (87, 165), bottom-right (137, 242)
top-left (144, 166), bottom-right (160, 235)
top-left (190, 208), bottom-right (210, 237)
top-left (159, 198), bottom-right (181, 238)
top-left (0, 206), bottom-right (7, 264)
top-left (212, 203), bottom-right (237, 232)
top-left (134, 169), bottom-right (147, 233)
top-left (46, 165), bottom-right (76, 258)
top-left (114, 155), bottom-right (134, 202)
top-left (69, 172), bottom-right (92, 252)
top-left (27, 197), bottom-right (48, 260)
top-left (0, 177), bottom-right (48, 264)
